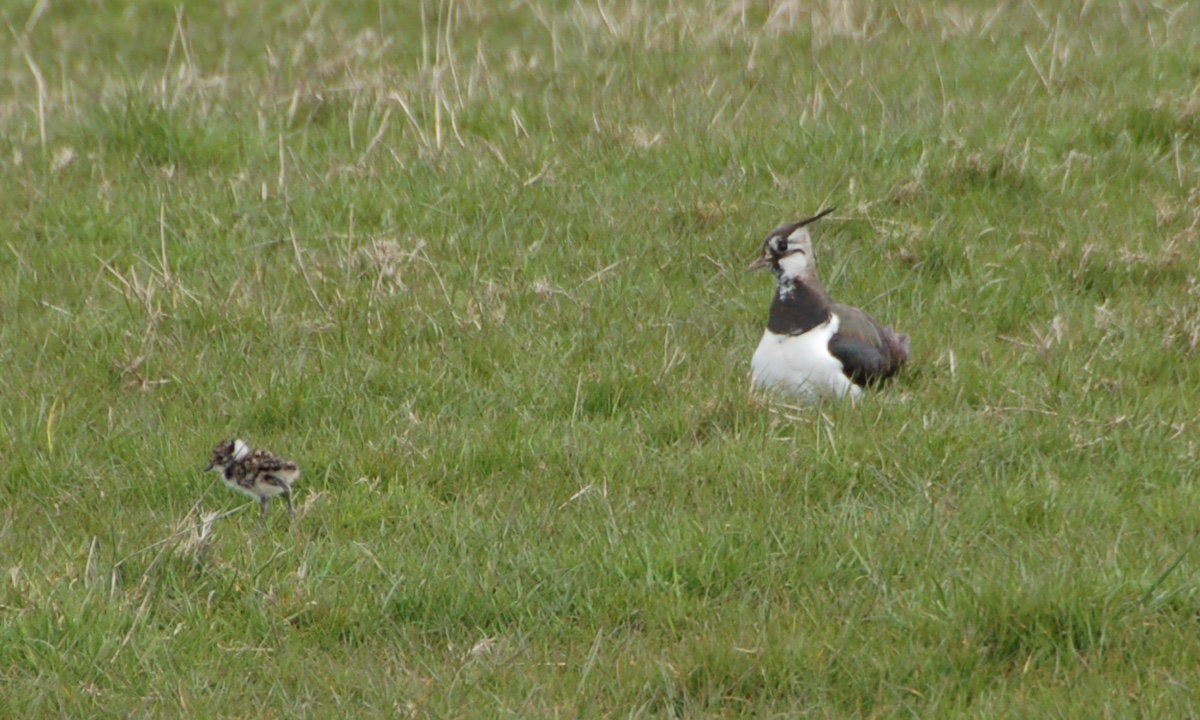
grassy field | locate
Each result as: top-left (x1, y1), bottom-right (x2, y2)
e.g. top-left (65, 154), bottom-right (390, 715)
top-left (2, 0), bottom-right (1200, 716)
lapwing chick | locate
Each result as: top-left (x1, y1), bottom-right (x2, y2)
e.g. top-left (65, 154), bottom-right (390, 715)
top-left (205, 439), bottom-right (300, 527)
top-left (748, 208), bottom-right (909, 402)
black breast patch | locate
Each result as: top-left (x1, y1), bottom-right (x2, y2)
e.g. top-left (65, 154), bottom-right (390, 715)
top-left (767, 280), bottom-right (831, 335)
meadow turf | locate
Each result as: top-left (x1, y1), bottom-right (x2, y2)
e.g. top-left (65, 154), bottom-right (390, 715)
top-left (2, 0), bottom-right (1200, 716)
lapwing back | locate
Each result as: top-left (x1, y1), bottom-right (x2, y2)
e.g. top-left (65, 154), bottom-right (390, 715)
top-left (828, 303), bottom-right (910, 387)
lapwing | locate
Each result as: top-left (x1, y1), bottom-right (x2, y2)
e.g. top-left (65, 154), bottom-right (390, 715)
top-left (205, 439), bottom-right (301, 526)
top-left (748, 208), bottom-right (909, 402)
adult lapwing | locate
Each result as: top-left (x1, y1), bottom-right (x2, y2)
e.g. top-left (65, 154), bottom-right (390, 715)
top-left (748, 209), bottom-right (909, 402)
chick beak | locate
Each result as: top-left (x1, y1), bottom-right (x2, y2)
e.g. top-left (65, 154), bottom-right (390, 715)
top-left (746, 255), bottom-right (771, 273)
top-left (204, 461), bottom-right (215, 472)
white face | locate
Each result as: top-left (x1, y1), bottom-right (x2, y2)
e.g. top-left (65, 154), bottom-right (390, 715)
top-left (774, 227), bottom-right (813, 278)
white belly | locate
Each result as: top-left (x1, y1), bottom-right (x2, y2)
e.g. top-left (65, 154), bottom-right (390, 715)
top-left (750, 315), bottom-right (860, 402)
top-left (222, 475), bottom-right (290, 499)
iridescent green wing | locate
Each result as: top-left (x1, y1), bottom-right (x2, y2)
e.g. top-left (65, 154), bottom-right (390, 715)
top-left (828, 303), bottom-right (908, 386)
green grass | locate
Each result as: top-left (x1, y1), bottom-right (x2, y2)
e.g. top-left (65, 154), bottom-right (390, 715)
top-left (3, 0), bottom-right (1200, 715)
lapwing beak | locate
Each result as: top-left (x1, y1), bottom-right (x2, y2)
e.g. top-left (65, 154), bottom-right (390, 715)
top-left (746, 255), bottom-right (771, 273)
top-left (204, 462), bottom-right (214, 472)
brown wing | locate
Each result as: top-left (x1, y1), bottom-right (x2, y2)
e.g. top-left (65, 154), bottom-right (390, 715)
top-left (828, 303), bottom-right (910, 387)
top-left (250, 449), bottom-right (300, 485)
top-left (229, 460), bottom-right (260, 490)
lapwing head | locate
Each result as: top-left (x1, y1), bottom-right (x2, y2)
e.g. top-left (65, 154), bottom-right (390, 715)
top-left (747, 207), bottom-right (835, 281)
top-left (205, 438), bottom-right (251, 472)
